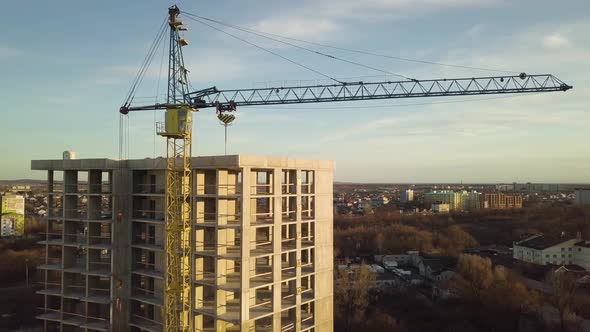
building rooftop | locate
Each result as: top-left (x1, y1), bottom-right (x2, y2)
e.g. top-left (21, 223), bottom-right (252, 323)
top-left (31, 155), bottom-right (334, 171)
top-left (575, 241), bottom-right (590, 248)
top-left (517, 235), bottom-right (575, 250)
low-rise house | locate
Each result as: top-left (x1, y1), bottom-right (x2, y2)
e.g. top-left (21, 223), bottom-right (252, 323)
top-left (419, 259), bottom-right (445, 278)
top-left (431, 270), bottom-right (456, 282)
top-left (432, 202), bottom-right (450, 213)
top-left (432, 279), bottom-right (457, 299)
top-left (513, 234), bottom-right (590, 270)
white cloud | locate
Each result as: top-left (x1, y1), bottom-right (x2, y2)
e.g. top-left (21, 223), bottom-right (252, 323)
top-left (248, 0), bottom-right (500, 41)
top-left (440, 21), bottom-right (589, 73)
top-left (543, 34), bottom-right (572, 49)
top-left (0, 46), bottom-right (20, 57)
top-left (252, 17), bottom-right (340, 41)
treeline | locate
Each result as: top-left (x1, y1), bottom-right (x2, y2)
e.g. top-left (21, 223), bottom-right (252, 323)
top-left (335, 221), bottom-right (478, 257)
top-left (334, 205), bottom-right (590, 256)
top-left (0, 239), bottom-right (44, 284)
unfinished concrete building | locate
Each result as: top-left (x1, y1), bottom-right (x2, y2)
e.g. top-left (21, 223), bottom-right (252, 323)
top-left (33, 155), bottom-right (334, 332)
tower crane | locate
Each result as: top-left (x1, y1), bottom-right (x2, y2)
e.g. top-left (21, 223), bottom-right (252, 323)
top-left (119, 5), bottom-right (572, 332)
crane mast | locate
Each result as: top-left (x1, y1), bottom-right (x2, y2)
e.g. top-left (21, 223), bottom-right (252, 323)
top-left (162, 5), bottom-right (192, 332)
top-left (119, 6), bottom-right (572, 332)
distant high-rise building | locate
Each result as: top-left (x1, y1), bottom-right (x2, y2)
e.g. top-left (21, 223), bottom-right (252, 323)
top-left (424, 190), bottom-right (481, 211)
top-left (400, 189), bottom-right (414, 203)
top-left (424, 191), bottom-right (461, 210)
top-left (482, 193), bottom-right (523, 209)
top-left (575, 189), bottom-right (590, 205)
top-left (432, 203), bottom-right (450, 213)
top-left (459, 191), bottom-right (483, 210)
top-left (1, 194), bottom-right (25, 237)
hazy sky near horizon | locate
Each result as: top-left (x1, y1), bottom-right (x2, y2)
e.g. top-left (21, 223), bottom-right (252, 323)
top-left (0, 0), bottom-right (588, 183)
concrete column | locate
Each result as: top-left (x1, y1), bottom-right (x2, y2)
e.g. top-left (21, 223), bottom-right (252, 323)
top-left (240, 167), bottom-right (251, 331)
top-left (313, 169), bottom-right (334, 332)
top-left (272, 167), bottom-right (282, 331)
top-left (295, 169), bottom-right (303, 331)
top-left (111, 163), bottom-right (130, 331)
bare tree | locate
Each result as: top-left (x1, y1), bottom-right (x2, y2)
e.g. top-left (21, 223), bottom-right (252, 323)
top-left (453, 254), bottom-right (540, 331)
top-left (334, 264), bottom-right (376, 332)
top-left (547, 271), bottom-right (577, 332)
top-left (454, 254), bottom-right (495, 302)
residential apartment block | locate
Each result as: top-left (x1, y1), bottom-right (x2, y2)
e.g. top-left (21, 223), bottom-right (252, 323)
top-left (400, 189), bottom-right (413, 203)
top-left (424, 190), bottom-right (482, 211)
top-left (33, 155), bottom-right (334, 332)
top-left (482, 193), bottom-right (523, 209)
top-left (575, 188), bottom-right (590, 205)
top-left (424, 190), bottom-right (523, 211)
top-left (1, 193), bottom-right (25, 237)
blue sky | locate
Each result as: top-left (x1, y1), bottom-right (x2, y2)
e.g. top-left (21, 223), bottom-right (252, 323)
top-left (0, 0), bottom-right (588, 183)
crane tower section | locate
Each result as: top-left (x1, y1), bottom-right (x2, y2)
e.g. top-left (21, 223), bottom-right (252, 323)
top-left (157, 5), bottom-right (193, 332)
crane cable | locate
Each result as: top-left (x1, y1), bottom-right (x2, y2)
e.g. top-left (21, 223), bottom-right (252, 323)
top-left (184, 12), bottom-right (519, 75)
top-left (120, 15), bottom-right (168, 162)
top-left (183, 12), bottom-right (416, 81)
top-left (183, 15), bottom-right (346, 84)
top-left (122, 16), bottom-right (168, 108)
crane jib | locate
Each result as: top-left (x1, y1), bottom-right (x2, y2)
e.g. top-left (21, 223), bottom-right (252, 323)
top-left (123, 74), bottom-right (571, 112)
top-left (184, 73), bottom-right (572, 110)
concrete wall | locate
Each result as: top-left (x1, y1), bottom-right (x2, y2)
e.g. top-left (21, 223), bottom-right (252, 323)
top-left (574, 245), bottom-right (590, 270)
top-left (314, 168), bottom-right (334, 332)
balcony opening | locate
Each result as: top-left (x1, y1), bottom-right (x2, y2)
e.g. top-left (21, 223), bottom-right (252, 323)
top-left (252, 197), bottom-right (273, 225)
top-left (282, 252), bottom-right (297, 280)
top-left (301, 196), bottom-right (314, 220)
top-left (195, 169), bottom-right (217, 195)
top-left (88, 170), bottom-right (112, 194)
top-left (281, 279), bottom-right (297, 308)
top-left (280, 307), bottom-right (297, 332)
top-left (252, 169), bottom-right (273, 195)
top-left (281, 224), bottom-right (297, 251)
top-left (195, 197), bottom-right (216, 225)
top-left (301, 301), bottom-right (315, 330)
top-left (132, 170), bottom-right (164, 194)
top-left (301, 221), bottom-right (314, 248)
top-left (301, 170), bottom-right (314, 194)
top-left (251, 256), bottom-right (273, 288)
top-left (282, 196), bottom-right (297, 222)
top-left (250, 286), bottom-right (273, 319)
top-left (282, 170), bottom-right (297, 194)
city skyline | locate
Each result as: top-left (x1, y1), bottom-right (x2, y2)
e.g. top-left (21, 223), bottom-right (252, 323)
top-left (0, 0), bottom-right (588, 182)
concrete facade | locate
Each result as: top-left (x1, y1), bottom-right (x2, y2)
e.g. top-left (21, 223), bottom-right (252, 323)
top-left (482, 193), bottom-right (523, 209)
top-left (431, 203), bottom-right (450, 213)
top-left (32, 155), bottom-right (334, 332)
top-left (424, 190), bottom-right (481, 211)
top-left (1, 193), bottom-right (25, 237)
top-left (400, 189), bottom-right (413, 203)
top-left (513, 235), bottom-right (590, 270)
top-left (575, 189), bottom-right (590, 205)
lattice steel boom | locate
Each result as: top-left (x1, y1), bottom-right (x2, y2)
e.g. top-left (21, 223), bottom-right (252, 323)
top-left (186, 74), bottom-right (571, 109)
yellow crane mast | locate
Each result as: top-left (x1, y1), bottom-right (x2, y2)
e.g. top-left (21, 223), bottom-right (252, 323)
top-left (159, 7), bottom-right (193, 331)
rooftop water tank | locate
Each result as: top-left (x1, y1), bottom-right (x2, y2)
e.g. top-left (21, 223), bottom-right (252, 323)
top-left (63, 150), bottom-right (76, 160)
